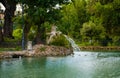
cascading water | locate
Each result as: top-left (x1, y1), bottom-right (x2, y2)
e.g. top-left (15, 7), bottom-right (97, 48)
top-left (47, 25), bottom-right (80, 52)
top-left (64, 35), bottom-right (80, 52)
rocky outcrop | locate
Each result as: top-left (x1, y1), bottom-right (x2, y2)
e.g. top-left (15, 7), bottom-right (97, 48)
top-left (0, 44), bottom-right (73, 59)
top-left (32, 44), bottom-right (73, 56)
top-left (0, 51), bottom-right (27, 59)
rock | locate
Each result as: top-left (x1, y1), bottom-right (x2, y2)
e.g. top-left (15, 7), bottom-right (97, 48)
top-left (0, 44), bottom-right (73, 59)
top-left (33, 44), bottom-right (73, 56)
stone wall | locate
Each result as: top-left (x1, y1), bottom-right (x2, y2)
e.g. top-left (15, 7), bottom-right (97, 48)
top-left (80, 46), bottom-right (120, 51)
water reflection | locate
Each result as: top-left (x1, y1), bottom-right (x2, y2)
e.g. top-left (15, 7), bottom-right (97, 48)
top-left (0, 52), bottom-right (120, 78)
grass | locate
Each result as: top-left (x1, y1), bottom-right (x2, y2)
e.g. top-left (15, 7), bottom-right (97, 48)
top-left (39, 47), bottom-right (46, 52)
top-left (0, 47), bottom-right (22, 51)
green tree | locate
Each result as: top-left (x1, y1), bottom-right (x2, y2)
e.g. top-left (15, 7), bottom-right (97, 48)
top-left (58, 0), bottom-right (89, 40)
top-left (86, 0), bottom-right (120, 45)
top-left (80, 21), bottom-right (105, 45)
top-left (0, 26), bottom-right (3, 42)
top-left (22, 0), bottom-right (69, 44)
top-left (58, 3), bottom-right (79, 37)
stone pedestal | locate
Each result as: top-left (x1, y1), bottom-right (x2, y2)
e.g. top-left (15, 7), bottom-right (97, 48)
top-left (27, 41), bottom-right (32, 51)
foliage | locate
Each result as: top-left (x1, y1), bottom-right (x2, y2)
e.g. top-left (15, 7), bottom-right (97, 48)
top-left (58, 3), bottom-right (79, 37)
top-left (58, 0), bottom-right (120, 46)
top-left (58, 0), bottom-right (89, 39)
top-left (80, 21), bottom-right (106, 45)
top-left (22, 0), bottom-right (70, 43)
top-left (0, 0), bottom-right (120, 47)
top-left (112, 36), bottom-right (120, 46)
top-left (49, 34), bottom-right (70, 48)
top-left (13, 29), bottom-right (22, 40)
top-left (0, 47), bottom-right (22, 51)
top-left (44, 22), bottom-right (51, 33)
top-left (39, 47), bottom-right (46, 52)
top-left (27, 26), bottom-right (37, 41)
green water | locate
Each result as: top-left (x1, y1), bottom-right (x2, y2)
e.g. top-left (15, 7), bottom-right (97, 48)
top-left (0, 51), bottom-right (120, 78)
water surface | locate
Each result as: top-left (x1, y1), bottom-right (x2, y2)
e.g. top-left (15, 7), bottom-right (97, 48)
top-left (0, 51), bottom-right (120, 78)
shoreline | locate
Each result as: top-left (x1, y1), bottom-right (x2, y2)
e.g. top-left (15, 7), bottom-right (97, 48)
top-left (0, 46), bottom-right (120, 59)
top-left (80, 46), bottom-right (120, 52)
top-left (0, 44), bottom-right (73, 59)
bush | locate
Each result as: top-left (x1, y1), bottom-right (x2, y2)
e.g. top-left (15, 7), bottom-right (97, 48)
top-left (49, 34), bottom-right (70, 48)
top-left (112, 36), bottom-right (120, 46)
top-left (39, 47), bottom-right (46, 52)
top-left (28, 32), bottom-right (35, 41)
top-left (13, 29), bottom-right (22, 40)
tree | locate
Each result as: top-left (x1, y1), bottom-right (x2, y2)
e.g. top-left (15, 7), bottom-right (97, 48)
top-left (0, 0), bottom-right (69, 44)
top-left (86, 0), bottom-right (120, 45)
top-left (80, 21), bottom-right (105, 45)
top-left (58, 0), bottom-right (89, 40)
top-left (0, 26), bottom-right (3, 42)
top-left (58, 3), bottom-right (79, 37)
top-left (22, 0), bottom-right (69, 44)
top-left (101, 0), bottom-right (120, 37)
top-left (0, 0), bottom-right (17, 38)
top-left (0, 7), bottom-right (3, 42)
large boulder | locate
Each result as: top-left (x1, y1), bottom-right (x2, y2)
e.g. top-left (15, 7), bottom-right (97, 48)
top-left (33, 44), bottom-right (73, 56)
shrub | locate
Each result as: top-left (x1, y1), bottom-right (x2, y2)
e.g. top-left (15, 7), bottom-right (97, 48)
top-left (13, 29), bottom-right (22, 40)
top-left (39, 47), bottom-right (46, 52)
top-left (49, 34), bottom-right (70, 48)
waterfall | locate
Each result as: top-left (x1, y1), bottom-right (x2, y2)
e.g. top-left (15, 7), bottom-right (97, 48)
top-left (64, 35), bottom-right (80, 52)
top-left (47, 25), bottom-right (80, 52)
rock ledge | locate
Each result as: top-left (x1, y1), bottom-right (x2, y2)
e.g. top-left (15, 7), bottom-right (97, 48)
top-left (0, 44), bottom-right (73, 59)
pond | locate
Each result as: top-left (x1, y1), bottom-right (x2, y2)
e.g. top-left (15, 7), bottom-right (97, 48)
top-left (0, 51), bottom-right (120, 78)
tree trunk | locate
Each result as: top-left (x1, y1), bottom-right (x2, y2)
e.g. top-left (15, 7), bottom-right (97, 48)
top-left (34, 25), bottom-right (46, 44)
top-left (24, 20), bottom-right (32, 44)
top-left (0, 27), bottom-right (3, 42)
top-left (33, 16), bottom-right (46, 44)
top-left (1, 0), bottom-right (16, 38)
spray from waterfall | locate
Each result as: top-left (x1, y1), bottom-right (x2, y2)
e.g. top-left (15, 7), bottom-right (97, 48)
top-left (47, 25), bottom-right (80, 52)
top-left (64, 35), bottom-right (80, 52)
